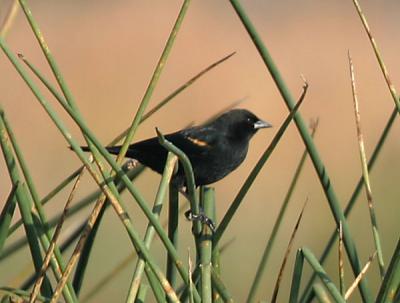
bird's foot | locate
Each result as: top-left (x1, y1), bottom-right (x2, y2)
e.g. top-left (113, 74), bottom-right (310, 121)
top-left (184, 209), bottom-right (216, 233)
top-left (126, 159), bottom-right (139, 170)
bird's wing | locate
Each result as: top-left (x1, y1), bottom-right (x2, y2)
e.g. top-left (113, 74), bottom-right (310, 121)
top-left (169, 126), bottom-right (219, 156)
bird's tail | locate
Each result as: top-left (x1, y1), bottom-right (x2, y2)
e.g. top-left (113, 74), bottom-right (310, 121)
top-left (76, 145), bottom-right (122, 155)
top-left (104, 146), bottom-right (122, 155)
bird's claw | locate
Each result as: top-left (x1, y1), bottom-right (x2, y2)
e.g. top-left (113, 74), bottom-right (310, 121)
top-left (126, 159), bottom-right (139, 170)
top-left (184, 209), bottom-right (216, 233)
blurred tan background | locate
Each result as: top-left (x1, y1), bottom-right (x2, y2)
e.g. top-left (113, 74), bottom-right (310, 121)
top-left (0, 0), bottom-right (399, 302)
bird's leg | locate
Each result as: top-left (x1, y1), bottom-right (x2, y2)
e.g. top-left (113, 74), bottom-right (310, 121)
top-left (179, 186), bottom-right (216, 233)
top-left (184, 209), bottom-right (216, 233)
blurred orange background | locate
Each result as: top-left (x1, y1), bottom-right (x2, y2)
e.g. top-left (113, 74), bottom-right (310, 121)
top-left (0, 1), bottom-right (399, 302)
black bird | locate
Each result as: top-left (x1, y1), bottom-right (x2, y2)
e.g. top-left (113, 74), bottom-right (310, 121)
top-left (81, 109), bottom-right (271, 188)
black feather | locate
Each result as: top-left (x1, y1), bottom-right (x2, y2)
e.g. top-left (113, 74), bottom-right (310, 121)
top-left (79, 109), bottom-right (271, 188)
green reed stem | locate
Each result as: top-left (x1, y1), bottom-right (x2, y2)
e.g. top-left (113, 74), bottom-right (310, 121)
top-left (228, 1), bottom-right (372, 301)
top-left (0, 104), bottom-right (77, 302)
top-left (136, 284), bottom-right (149, 303)
top-left (1, 165), bottom-right (143, 262)
top-left (156, 128), bottom-right (202, 235)
top-left (17, 2), bottom-right (130, 295)
top-left (300, 106), bottom-right (397, 303)
top-left (200, 187), bottom-right (214, 303)
top-left (0, 115), bottom-right (52, 297)
top-left (0, 182), bottom-right (18, 254)
top-left (214, 82), bottom-right (307, 248)
top-left (247, 120), bottom-right (318, 302)
top-left (117, 0), bottom-right (191, 162)
top-left (351, 0), bottom-right (400, 114)
top-left (289, 249), bottom-right (305, 303)
top-left (289, 248), bottom-right (345, 303)
top-left (112, 51), bottom-right (235, 144)
top-left (17, 1), bottom-right (190, 295)
top-left (312, 283), bottom-right (332, 303)
top-left (144, 264), bottom-right (168, 303)
top-left (0, 287), bottom-right (50, 303)
top-left (210, 269), bottom-right (233, 303)
top-left (125, 153), bottom-right (177, 302)
top-left (179, 82), bottom-right (306, 303)
top-left (348, 53), bottom-right (385, 278)
top-left (167, 183), bottom-right (180, 295)
top-left (0, 37), bottom-right (184, 303)
top-left (376, 236), bottom-right (400, 303)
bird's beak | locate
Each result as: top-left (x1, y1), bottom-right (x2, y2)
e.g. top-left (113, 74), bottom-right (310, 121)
top-left (253, 119), bottom-right (272, 129)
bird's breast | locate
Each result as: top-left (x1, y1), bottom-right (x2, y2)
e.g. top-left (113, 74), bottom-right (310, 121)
top-left (189, 140), bottom-right (249, 186)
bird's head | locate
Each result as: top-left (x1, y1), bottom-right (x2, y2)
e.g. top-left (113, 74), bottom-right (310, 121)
top-left (214, 109), bottom-right (272, 142)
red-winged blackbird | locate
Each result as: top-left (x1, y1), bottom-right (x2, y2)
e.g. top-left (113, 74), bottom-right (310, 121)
top-left (81, 109), bottom-right (271, 188)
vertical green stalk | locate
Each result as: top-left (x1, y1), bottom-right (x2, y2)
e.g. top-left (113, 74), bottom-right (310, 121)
top-left (188, 249), bottom-right (195, 303)
top-left (0, 183), bottom-right (18, 254)
top-left (156, 128), bottom-right (202, 235)
top-left (302, 248), bottom-right (345, 303)
top-left (228, 1), bottom-right (371, 301)
top-left (344, 251), bottom-right (376, 301)
top-left (351, 0), bottom-right (400, 113)
top-left (0, 37), bottom-right (198, 301)
top-left (143, 264), bottom-right (167, 303)
top-left (0, 105), bottom-right (77, 302)
top-left (178, 86), bottom-right (306, 302)
top-left (214, 83), bottom-right (306, 248)
top-left (1, 40), bottom-right (180, 303)
top-left (11, 51), bottom-right (233, 279)
top-left (16, 2), bottom-right (130, 294)
top-left (80, 0), bottom-right (191, 289)
top-left (17, 1), bottom-right (190, 294)
top-left (289, 249), bottom-right (305, 303)
top-left (125, 153), bottom-right (178, 302)
top-left (348, 53), bottom-right (385, 278)
top-left (18, 0), bottom-right (77, 109)
top-left (312, 284), bottom-right (332, 303)
top-left (136, 284), bottom-right (149, 303)
top-left (210, 269), bottom-right (233, 303)
top-left (0, 288), bottom-right (49, 303)
top-left (200, 187), bottom-right (214, 303)
top-left (247, 121), bottom-right (317, 302)
top-left (376, 236), bottom-right (400, 303)
top-left (338, 223), bottom-right (345, 297)
top-left (20, 51), bottom-right (234, 148)
top-left (0, 115), bottom-right (52, 297)
top-left (156, 129), bottom-right (203, 298)
top-left (116, 0), bottom-right (191, 161)
top-left (29, 167), bottom-right (85, 303)
top-left (72, 200), bottom-right (105, 295)
top-left (20, 220), bottom-right (86, 291)
top-left (2, 165), bottom-right (143, 261)
top-left (19, 0), bottom-right (112, 229)
top-left (290, 248), bottom-right (350, 303)
top-left (13, 48), bottom-right (233, 293)
top-left (166, 183), bottom-right (180, 295)
top-left (300, 106), bottom-right (398, 303)
top-left (210, 193), bottom-right (221, 303)
top-left (271, 200), bottom-right (307, 303)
